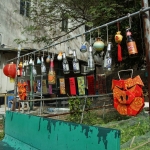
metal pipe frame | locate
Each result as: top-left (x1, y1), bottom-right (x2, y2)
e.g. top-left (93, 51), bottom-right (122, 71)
top-left (18, 93), bottom-right (113, 102)
top-left (7, 7), bottom-right (150, 62)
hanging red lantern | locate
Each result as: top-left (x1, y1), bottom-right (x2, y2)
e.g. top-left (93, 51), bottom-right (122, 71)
top-left (3, 62), bottom-right (16, 78)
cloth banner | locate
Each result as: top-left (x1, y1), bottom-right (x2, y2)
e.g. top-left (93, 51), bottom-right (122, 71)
top-left (42, 80), bottom-right (47, 94)
top-left (77, 76), bottom-right (85, 95)
top-left (69, 77), bottom-right (76, 95)
top-left (97, 74), bottom-right (107, 94)
top-left (33, 81), bottom-right (37, 93)
top-left (48, 85), bottom-right (53, 94)
top-left (87, 75), bottom-right (95, 95)
top-left (59, 78), bottom-right (66, 94)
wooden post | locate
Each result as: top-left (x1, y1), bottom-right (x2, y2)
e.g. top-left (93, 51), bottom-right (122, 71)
top-left (141, 0), bottom-right (150, 114)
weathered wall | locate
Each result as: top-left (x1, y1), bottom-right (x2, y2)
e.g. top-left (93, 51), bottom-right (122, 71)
top-left (0, 0), bottom-right (88, 93)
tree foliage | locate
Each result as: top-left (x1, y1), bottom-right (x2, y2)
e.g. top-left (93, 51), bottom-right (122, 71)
top-left (17, 0), bottom-right (147, 70)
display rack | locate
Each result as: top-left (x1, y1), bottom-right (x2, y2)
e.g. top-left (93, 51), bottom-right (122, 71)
top-left (6, 7), bottom-right (150, 114)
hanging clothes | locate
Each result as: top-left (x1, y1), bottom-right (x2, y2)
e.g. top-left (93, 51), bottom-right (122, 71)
top-left (59, 78), bottom-right (66, 94)
top-left (77, 76), bottom-right (85, 95)
top-left (87, 75), bottom-right (95, 95)
top-left (69, 77), bottom-right (76, 95)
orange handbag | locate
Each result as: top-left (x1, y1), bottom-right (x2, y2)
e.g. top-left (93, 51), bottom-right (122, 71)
top-left (112, 69), bottom-right (144, 116)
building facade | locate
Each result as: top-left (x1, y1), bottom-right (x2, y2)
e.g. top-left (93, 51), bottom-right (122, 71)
top-left (0, 0), bottom-right (87, 93)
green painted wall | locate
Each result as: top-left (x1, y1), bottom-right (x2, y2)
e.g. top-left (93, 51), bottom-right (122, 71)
top-left (2, 111), bottom-right (120, 150)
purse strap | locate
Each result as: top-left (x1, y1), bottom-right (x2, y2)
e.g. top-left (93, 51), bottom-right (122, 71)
top-left (118, 69), bottom-right (133, 80)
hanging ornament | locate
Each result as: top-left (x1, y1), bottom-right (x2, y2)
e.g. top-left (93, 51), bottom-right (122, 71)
top-left (37, 56), bottom-right (41, 64)
top-left (93, 37), bottom-right (104, 52)
top-left (126, 29), bottom-right (138, 57)
top-left (3, 62), bottom-right (16, 78)
top-left (32, 60), bottom-right (37, 76)
top-left (88, 46), bottom-right (95, 71)
top-left (29, 57), bottom-right (33, 65)
top-left (115, 30), bottom-right (123, 62)
top-left (126, 13), bottom-right (138, 57)
top-left (48, 57), bottom-right (56, 84)
top-left (62, 52), bottom-right (70, 74)
top-left (93, 29), bottom-right (104, 52)
top-left (41, 56), bottom-right (46, 75)
top-left (80, 35), bottom-right (88, 53)
top-left (68, 46), bottom-right (73, 55)
top-left (72, 50), bottom-right (80, 73)
top-left (18, 62), bottom-right (23, 76)
top-left (17, 68), bottom-right (21, 77)
top-left (25, 65), bottom-right (30, 76)
top-left (104, 25), bottom-right (112, 71)
top-left (46, 54), bottom-right (51, 63)
top-left (57, 52), bottom-right (63, 61)
top-left (80, 42), bottom-right (88, 53)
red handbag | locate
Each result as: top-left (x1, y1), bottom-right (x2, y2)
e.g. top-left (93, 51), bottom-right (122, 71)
top-left (112, 69), bottom-right (144, 116)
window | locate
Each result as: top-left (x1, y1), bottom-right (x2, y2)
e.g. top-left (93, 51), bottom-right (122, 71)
top-left (20, 0), bottom-right (31, 17)
top-left (61, 15), bottom-right (68, 32)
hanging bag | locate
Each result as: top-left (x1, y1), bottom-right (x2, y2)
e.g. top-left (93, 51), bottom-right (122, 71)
top-left (112, 69), bottom-right (144, 116)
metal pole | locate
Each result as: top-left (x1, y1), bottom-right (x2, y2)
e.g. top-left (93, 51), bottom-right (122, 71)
top-left (18, 93), bottom-right (112, 102)
top-left (141, 0), bottom-right (150, 115)
top-left (12, 45), bottom-right (21, 111)
top-left (29, 64), bottom-right (33, 110)
top-left (7, 7), bottom-right (150, 63)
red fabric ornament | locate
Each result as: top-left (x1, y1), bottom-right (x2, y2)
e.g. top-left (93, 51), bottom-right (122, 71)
top-left (3, 62), bottom-right (16, 78)
top-left (87, 75), bottom-right (95, 95)
top-left (112, 73), bottom-right (145, 116)
top-left (69, 77), bottom-right (76, 95)
top-left (117, 44), bottom-right (122, 62)
top-left (115, 30), bottom-right (123, 62)
top-left (17, 81), bottom-right (27, 100)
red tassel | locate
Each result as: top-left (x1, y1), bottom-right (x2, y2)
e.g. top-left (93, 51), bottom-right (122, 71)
top-left (118, 44), bottom-right (122, 62)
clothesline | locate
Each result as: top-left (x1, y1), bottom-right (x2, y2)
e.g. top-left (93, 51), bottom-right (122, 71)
top-left (7, 7), bottom-right (150, 63)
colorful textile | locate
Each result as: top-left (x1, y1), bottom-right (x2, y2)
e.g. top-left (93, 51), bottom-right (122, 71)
top-left (17, 81), bottom-right (27, 100)
top-left (97, 74), bottom-right (107, 94)
top-left (60, 78), bottom-right (66, 94)
top-left (69, 77), bottom-right (76, 95)
top-left (77, 77), bottom-right (85, 95)
top-left (112, 74), bottom-right (144, 116)
top-left (42, 80), bottom-right (47, 94)
top-left (87, 75), bottom-right (95, 95)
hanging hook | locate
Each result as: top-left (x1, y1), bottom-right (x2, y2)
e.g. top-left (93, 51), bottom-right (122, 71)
top-left (98, 28), bottom-right (100, 38)
top-left (34, 52), bottom-right (35, 61)
top-left (127, 13), bottom-right (132, 30)
top-left (43, 50), bottom-right (44, 57)
top-left (117, 21), bottom-right (120, 31)
top-left (89, 31), bottom-right (92, 45)
top-left (106, 24), bottom-right (109, 44)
